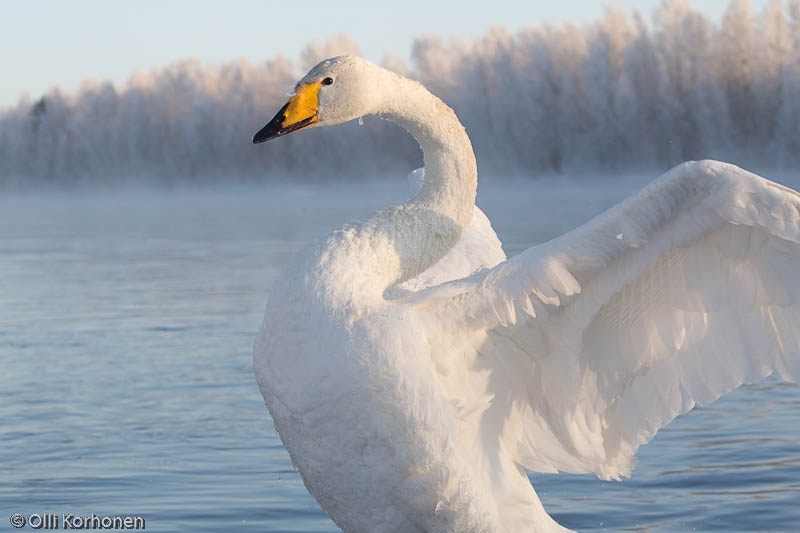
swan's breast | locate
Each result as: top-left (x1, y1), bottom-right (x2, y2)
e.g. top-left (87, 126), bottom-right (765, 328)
top-left (255, 272), bottom-right (506, 530)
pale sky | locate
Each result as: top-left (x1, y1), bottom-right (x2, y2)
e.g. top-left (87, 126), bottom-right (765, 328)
top-left (0, 0), bottom-right (769, 109)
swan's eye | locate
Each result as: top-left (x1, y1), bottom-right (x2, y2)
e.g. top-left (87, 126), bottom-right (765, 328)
top-left (321, 77), bottom-right (334, 86)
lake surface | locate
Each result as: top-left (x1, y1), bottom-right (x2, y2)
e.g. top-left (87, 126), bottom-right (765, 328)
top-left (1, 172), bottom-right (799, 532)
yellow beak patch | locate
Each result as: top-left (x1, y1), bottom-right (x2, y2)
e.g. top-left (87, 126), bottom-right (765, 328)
top-left (252, 81), bottom-right (323, 143)
top-left (282, 83), bottom-right (321, 128)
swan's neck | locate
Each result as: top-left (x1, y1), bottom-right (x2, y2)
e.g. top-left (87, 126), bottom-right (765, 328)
top-left (310, 75), bottom-right (477, 312)
top-left (378, 77), bottom-right (478, 229)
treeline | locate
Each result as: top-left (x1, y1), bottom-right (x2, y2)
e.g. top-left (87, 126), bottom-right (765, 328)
top-left (2, 0), bottom-right (800, 186)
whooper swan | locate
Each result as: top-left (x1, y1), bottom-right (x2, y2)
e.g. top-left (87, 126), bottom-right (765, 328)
top-left (252, 55), bottom-right (800, 532)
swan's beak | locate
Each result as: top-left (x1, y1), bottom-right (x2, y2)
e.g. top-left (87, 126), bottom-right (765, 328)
top-left (253, 82), bottom-right (321, 143)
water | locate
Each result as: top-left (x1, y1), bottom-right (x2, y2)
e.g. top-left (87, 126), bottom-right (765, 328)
top-left (1, 174), bottom-right (799, 532)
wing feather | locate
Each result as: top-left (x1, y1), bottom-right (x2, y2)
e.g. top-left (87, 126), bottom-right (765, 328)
top-left (406, 160), bottom-right (800, 479)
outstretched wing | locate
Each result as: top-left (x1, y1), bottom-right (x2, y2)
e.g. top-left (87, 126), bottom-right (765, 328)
top-left (407, 160), bottom-right (800, 479)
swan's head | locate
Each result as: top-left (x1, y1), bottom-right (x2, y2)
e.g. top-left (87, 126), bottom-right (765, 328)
top-left (253, 56), bottom-right (385, 144)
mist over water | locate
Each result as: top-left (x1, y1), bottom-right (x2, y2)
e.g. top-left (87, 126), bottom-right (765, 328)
top-left (2, 174), bottom-right (799, 531)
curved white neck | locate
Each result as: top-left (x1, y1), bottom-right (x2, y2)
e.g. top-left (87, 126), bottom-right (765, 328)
top-left (377, 75), bottom-right (477, 230)
top-left (310, 74), bottom-right (478, 311)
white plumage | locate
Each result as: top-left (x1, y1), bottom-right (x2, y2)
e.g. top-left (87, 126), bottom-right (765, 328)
top-left (392, 167), bottom-right (506, 296)
top-left (252, 56), bottom-right (800, 532)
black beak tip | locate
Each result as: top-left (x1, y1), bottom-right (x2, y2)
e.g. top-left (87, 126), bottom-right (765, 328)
top-left (253, 102), bottom-right (290, 145)
top-left (253, 121), bottom-right (280, 144)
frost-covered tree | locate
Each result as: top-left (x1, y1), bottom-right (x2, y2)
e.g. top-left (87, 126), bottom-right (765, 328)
top-left (582, 7), bottom-right (637, 169)
top-left (718, 0), bottom-right (759, 155)
top-left (757, 0), bottom-right (793, 161)
top-left (2, 0), bottom-right (800, 186)
top-left (653, 0), bottom-right (726, 163)
top-left (774, 0), bottom-right (800, 164)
